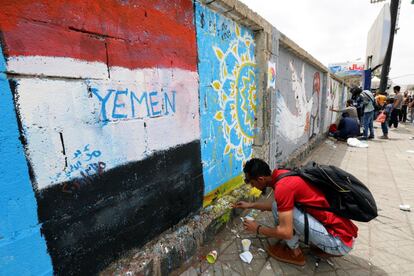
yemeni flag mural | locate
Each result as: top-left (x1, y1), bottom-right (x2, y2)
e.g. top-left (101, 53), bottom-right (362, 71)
top-left (0, 0), bottom-right (203, 274)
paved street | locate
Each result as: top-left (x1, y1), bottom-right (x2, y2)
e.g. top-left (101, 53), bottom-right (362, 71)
top-left (174, 122), bottom-right (414, 276)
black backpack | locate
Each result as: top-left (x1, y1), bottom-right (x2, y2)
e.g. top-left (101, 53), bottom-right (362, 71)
top-left (275, 162), bottom-right (378, 243)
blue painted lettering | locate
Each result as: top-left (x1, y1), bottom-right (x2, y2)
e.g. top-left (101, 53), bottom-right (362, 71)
top-left (164, 91), bottom-right (176, 115)
top-left (112, 89), bottom-right (128, 119)
top-left (149, 91), bottom-right (161, 116)
top-left (93, 86), bottom-right (176, 121)
top-left (92, 88), bottom-right (113, 122)
top-left (130, 91), bottom-right (150, 118)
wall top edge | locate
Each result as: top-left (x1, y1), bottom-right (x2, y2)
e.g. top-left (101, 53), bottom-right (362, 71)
top-left (279, 32), bottom-right (329, 74)
top-left (199, 0), bottom-right (273, 34)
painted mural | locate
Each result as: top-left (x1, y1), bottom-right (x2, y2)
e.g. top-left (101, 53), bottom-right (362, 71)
top-left (325, 77), bottom-right (342, 127)
top-left (0, 45), bottom-right (53, 275)
top-left (272, 47), bottom-right (323, 164)
top-left (0, 1), bottom-right (203, 274)
top-left (195, 3), bottom-right (257, 198)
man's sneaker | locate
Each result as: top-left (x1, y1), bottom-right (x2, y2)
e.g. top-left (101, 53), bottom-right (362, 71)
top-left (379, 135), bottom-right (389, 139)
top-left (368, 136), bottom-right (375, 139)
top-left (358, 137), bottom-right (368, 140)
top-left (266, 243), bottom-right (305, 266)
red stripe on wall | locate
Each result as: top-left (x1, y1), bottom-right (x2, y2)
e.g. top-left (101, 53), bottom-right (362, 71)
top-left (1, 20), bottom-right (108, 65)
top-left (0, 0), bottom-right (197, 71)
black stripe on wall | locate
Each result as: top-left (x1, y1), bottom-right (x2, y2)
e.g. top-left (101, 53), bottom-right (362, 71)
top-left (35, 140), bottom-right (204, 275)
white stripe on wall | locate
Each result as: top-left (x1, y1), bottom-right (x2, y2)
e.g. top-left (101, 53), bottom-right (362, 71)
top-left (7, 56), bottom-right (108, 79)
top-left (14, 64), bottom-right (200, 189)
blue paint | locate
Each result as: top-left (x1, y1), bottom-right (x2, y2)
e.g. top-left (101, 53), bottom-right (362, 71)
top-left (149, 91), bottom-right (161, 116)
top-left (92, 88), bottom-right (176, 121)
top-left (195, 3), bottom-right (257, 194)
top-left (131, 91), bottom-right (150, 118)
top-left (92, 88), bottom-right (113, 122)
top-left (164, 91), bottom-right (176, 115)
top-left (0, 46), bottom-right (53, 275)
top-left (112, 89), bottom-right (128, 119)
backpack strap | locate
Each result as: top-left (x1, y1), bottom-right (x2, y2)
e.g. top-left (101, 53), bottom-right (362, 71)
top-left (274, 171), bottom-right (299, 183)
top-left (274, 171), bottom-right (334, 245)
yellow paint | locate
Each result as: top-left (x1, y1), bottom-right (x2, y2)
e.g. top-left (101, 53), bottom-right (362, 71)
top-left (234, 62), bottom-right (256, 139)
top-left (232, 44), bottom-right (238, 56)
top-left (203, 174), bottom-right (244, 207)
top-left (212, 80), bottom-right (221, 91)
top-left (214, 111), bottom-right (224, 121)
top-left (213, 47), bottom-right (224, 60)
top-left (249, 187), bottom-right (263, 197)
top-left (235, 24), bottom-right (240, 37)
top-left (224, 144), bottom-right (231, 154)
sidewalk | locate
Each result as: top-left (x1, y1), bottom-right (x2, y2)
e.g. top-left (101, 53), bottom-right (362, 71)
top-left (174, 122), bottom-right (414, 276)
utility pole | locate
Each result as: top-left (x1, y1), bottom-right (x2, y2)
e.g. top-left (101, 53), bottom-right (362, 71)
top-left (379, 0), bottom-right (400, 93)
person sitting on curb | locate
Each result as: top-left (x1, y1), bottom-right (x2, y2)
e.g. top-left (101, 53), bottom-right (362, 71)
top-left (330, 99), bottom-right (360, 125)
top-left (333, 112), bottom-right (360, 141)
top-left (234, 158), bottom-right (358, 266)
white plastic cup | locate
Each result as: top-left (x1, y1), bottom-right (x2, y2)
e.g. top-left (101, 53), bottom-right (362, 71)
top-left (244, 216), bottom-right (254, 221)
top-left (241, 239), bottom-right (251, 252)
top-left (206, 250), bottom-right (218, 263)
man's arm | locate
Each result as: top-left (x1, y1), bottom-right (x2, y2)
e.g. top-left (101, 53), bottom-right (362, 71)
top-left (233, 200), bottom-right (272, 211)
top-left (243, 209), bottom-right (294, 240)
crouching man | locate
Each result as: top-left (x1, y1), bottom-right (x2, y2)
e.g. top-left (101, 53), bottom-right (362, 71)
top-left (234, 158), bottom-right (358, 266)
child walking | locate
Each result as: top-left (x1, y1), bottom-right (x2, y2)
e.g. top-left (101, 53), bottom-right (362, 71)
top-left (380, 98), bottom-right (394, 139)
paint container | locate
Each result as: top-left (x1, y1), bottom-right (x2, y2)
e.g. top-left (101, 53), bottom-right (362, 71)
top-left (244, 215), bottom-right (254, 221)
top-left (206, 250), bottom-right (218, 264)
top-left (241, 239), bottom-right (251, 252)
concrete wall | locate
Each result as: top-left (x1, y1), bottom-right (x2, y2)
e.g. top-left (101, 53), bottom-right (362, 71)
top-left (0, 0), bottom-right (348, 274)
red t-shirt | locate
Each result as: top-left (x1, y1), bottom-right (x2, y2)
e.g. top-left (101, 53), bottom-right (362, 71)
top-left (273, 169), bottom-right (358, 247)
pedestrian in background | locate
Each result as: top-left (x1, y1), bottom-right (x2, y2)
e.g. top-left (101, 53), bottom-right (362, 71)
top-left (389, 86), bottom-right (403, 128)
top-left (400, 91), bottom-right (409, 123)
top-left (360, 90), bottom-right (375, 140)
top-left (409, 96), bottom-right (414, 124)
top-left (351, 87), bottom-right (364, 125)
top-left (379, 98), bottom-right (393, 139)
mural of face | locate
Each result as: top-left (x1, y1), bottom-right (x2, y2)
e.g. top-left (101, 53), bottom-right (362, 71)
top-left (309, 72), bottom-right (321, 136)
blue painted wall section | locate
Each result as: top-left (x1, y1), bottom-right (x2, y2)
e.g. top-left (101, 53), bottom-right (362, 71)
top-left (0, 45), bottom-right (53, 275)
top-left (195, 3), bottom-right (257, 194)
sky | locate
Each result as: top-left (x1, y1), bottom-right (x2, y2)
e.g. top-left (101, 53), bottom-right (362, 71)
top-left (239, 0), bottom-right (414, 87)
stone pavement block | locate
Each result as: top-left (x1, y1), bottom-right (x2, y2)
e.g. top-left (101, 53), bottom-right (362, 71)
top-left (200, 265), bottom-right (214, 276)
top-left (179, 266), bottom-right (198, 276)
top-left (257, 261), bottom-right (275, 276)
top-left (332, 255), bottom-right (370, 270)
top-left (337, 268), bottom-right (371, 276)
top-left (221, 262), bottom-right (241, 276)
top-left (212, 261), bottom-right (224, 276)
top-left (241, 257), bottom-right (266, 276)
top-left (220, 240), bottom-right (239, 256)
top-left (219, 260), bottom-right (244, 275)
top-left (266, 257), bottom-right (284, 274)
top-left (278, 260), bottom-right (315, 275)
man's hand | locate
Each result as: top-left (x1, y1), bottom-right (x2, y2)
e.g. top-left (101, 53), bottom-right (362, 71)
top-left (232, 201), bottom-right (253, 209)
top-left (243, 219), bottom-right (258, 233)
